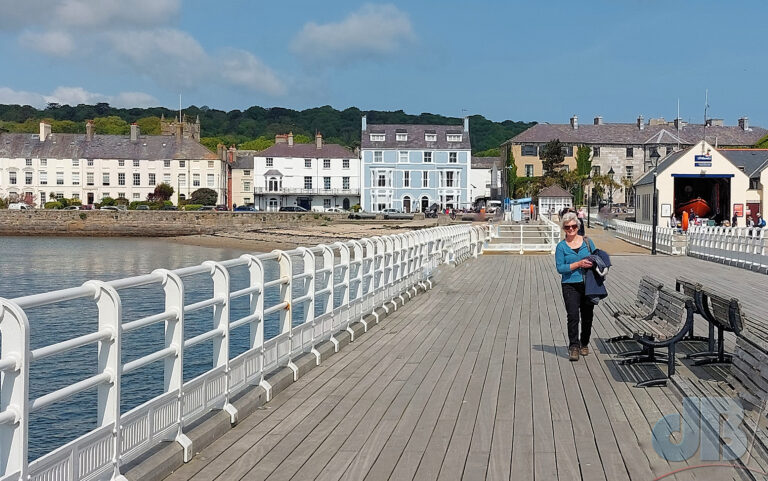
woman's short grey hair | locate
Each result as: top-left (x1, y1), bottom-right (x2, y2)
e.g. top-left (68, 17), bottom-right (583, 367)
top-left (561, 212), bottom-right (578, 227)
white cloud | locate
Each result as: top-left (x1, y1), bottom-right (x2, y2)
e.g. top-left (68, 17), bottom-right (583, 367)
top-left (19, 30), bottom-right (75, 57)
top-left (291, 4), bottom-right (415, 66)
top-left (54, 0), bottom-right (180, 28)
top-left (44, 86), bottom-right (106, 105)
top-left (219, 49), bottom-right (286, 96)
top-left (0, 85), bottom-right (158, 108)
top-left (111, 91), bottom-right (159, 108)
top-left (0, 87), bottom-right (46, 106)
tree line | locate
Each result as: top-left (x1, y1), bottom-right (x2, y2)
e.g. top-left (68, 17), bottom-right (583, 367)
top-left (0, 103), bottom-right (535, 155)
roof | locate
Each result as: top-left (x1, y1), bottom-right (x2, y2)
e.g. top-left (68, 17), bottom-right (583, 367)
top-left (471, 156), bottom-right (501, 169)
top-left (719, 149), bottom-right (768, 177)
top-left (264, 169), bottom-right (283, 176)
top-left (361, 124), bottom-right (471, 150)
top-left (506, 122), bottom-right (767, 147)
top-left (538, 185), bottom-right (573, 198)
top-left (0, 132), bottom-right (217, 160)
top-left (255, 142), bottom-right (356, 159)
top-left (232, 154), bottom-right (254, 170)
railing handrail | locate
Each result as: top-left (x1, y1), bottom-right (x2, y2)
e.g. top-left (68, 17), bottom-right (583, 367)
top-left (0, 223), bottom-right (488, 480)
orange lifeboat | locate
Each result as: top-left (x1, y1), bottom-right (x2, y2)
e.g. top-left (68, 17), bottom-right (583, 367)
top-left (676, 198), bottom-right (711, 218)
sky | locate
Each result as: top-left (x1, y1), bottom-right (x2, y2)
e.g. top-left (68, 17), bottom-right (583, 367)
top-left (0, 0), bottom-right (766, 126)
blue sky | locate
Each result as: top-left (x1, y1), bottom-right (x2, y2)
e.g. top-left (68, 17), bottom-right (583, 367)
top-left (0, 0), bottom-right (766, 126)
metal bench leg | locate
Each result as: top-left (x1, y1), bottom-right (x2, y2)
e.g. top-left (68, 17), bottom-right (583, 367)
top-left (685, 321), bottom-right (712, 344)
top-left (620, 348), bottom-right (665, 365)
top-left (607, 334), bottom-right (632, 343)
top-left (635, 378), bottom-right (668, 388)
top-left (692, 327), bottom-right (732, 366)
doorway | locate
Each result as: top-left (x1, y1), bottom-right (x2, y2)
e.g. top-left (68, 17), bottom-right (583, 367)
top-left (421, 196), bottom-right (429, 211)
top-left (403, 196), bottom-right (411, 213)
top-left (87, 192), bottom-right (94, 205)
top-left (297, 197), bottom-right (311, 210)
top-left (342, 198), bottom-right (350, 210)
top-left (747, 202), bottom-right (761, 225)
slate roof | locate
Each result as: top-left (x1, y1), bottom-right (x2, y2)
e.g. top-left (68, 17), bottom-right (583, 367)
top-left (471, 156), bottom-right (501, 169)
top-left (264, 169), bottom-right (283, 176)
top-left (506, 122), bottom-right (767, 147)
top-left (538, 185), bottom-right (573, 198)
top-left (720, 149), bottom-right (768, 177)
top-left (361, 124), bottom-right (471, 150)
top-left (0, 132), bottom-right (217, 160)
top-left (255, 143), bottom-right (356, 159)
top-left (232, 154), bottom-right (254, 170)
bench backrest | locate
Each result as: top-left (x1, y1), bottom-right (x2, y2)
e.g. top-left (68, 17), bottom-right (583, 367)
top-left (675, 276), bottom-right (703, 314)
top-left (654, 287), bottom-right (694, 336)
top-left (637, 276), bottom-right (663, 311)
top-left (701, 288), bottom-right (743, 334)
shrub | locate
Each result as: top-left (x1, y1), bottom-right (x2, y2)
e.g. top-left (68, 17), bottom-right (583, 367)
top-left (190, 188), bottom-right (217, 206)
top-left (129, 201), bottom-right (151, 210)
top-left (79, 213), bottom-right (87, 220)
top-left (351, 204), bottom-right (362, 212)
top-left (100, 196), bottom-right (116, 206)
top-left (183, 204), bottom-right (203, 211)
top-left (44, 201), bottom-right (63, 209)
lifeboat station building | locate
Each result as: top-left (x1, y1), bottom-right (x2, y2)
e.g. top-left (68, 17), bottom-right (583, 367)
top-left (634, 141), bottom-right (768, 227)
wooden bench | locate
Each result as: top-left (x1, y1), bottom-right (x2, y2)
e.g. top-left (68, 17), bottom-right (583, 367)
top-left (606, 275), bottom-right (663, 343)
top-left (674, 276), bottom-right (711, 345)
top-left (613, 285), bottom-right (694, 387)
top-left (686, 287), bottom-right (743, 366)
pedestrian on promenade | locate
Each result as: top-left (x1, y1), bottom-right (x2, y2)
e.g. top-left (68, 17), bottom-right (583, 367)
top-left (555, 212), bottom-right (595, 362)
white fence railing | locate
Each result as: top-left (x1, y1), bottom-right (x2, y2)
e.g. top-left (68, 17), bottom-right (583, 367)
top-left (0, 224), bottom-right (487, 481)
top-left (688, 225), bottom-right (768, 273)
top-left (486, 217), bottom-right (559, 254)
top-left (612, 218), bottom-right (677, 255)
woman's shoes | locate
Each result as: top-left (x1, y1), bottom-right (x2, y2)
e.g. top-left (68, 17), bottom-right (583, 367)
top-left (569, 347), bottom-right (580, 361)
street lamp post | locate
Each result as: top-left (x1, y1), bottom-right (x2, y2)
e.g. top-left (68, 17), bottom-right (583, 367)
top-left (586, 172), bottom-right (592, 228)
top-left (605, 167), bottom-right (615, 230)
top-left (650, 148), bottom-right (661, 255)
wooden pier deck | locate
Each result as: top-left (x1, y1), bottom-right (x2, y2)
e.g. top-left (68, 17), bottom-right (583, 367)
top-left (163, 248), bottom-right (768, 481)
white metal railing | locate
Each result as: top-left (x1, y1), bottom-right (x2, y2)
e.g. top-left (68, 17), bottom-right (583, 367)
top-left (612, 218), bottom-right (677, 255)
top-left (0, 224), bottom-right (487, 481)
top-left (687, 225), bottom-right (768, 273)
top-left (486, 217), bottom-right (559, 254)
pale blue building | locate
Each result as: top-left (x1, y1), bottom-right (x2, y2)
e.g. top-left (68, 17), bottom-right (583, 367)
top-left (360, 116), bottom-right (471, 212)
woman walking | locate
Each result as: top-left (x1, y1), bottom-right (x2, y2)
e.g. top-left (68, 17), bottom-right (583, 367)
top-left (555, 212), bottom-right (596, 361)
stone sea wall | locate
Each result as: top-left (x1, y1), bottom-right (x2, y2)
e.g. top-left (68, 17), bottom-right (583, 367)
top-left (0, 210), bottom-right (350, 237)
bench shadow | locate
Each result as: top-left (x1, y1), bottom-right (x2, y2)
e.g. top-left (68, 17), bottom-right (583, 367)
top-left (595, 337), bottom-right (669, 386)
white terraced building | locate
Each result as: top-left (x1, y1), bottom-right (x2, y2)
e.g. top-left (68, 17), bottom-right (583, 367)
top-left (0, 121), bottom-right (225, 206)
top-left (252, 132), bottom-right (360, 211)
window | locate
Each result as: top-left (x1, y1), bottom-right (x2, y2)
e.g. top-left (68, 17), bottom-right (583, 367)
top-left (72, 158), bottom-right (79, 167)
top-left (9, 171), bottom-right (17, 185)
top-left (425, 133), bottom-right (437, 142)
top-left (40, 192), bottom-right (46, 203)
top-left (118, 160), bottom-right (125, 167)
top-left (207, 174), bottom-right (214, 187)
top-left (559, 146), bottom-right (573, 156)
top-left (117, 192), bottom-right (125, 199)
top-left (323, 159), bottom-right (331, 169)
top-left (179, 160), bottom-right (186, 168)
top-left (343, 176), bottom-right (350, 189)
top-left (626, 147), bottom-right (634, 158)
top-left (323, 199), bottom-right (331, 209)
top-left (179, 173), bottom-right (186, 187)
top-left (422, 172), bottom-right (429, 188)
top-left (444, 171), bottom-right (455, 187)
top-left (72, 173), bottom-right (80, 185)
top-left (133, 160), bottom-right (140, 167)
top-left (40, 158), bottom-right (47, 167)
top-left (87, 173), bottom-right (94, 186)
top-left (625, 166), bottom-right (634, 180)
top-left (164, 160), bottom-right (171, 168)
top-left (40, 171), bottom-right (47, 185)
top-left (750, 178), bottom-right (760, 190)
top-left (342, 159), bottom-right (349, 169)
top-left (133, 193), bottom-right (140, 199)
top-left (404, 171), bottom-right (410, 187)
top-left (521, 145), bottom-right (537, 156)
top-left (244, 170), bottom-right (250, 176)
top-left (399, 151), bottom-right (408, 163)
top-left (55, 193), bottom-right (64, 200)
top-left (71, 193), bottom-right (79, 200)
top-left (87, 159), bottom-right (94, 166)
top-left (305, 159), bottom-right (312, 168)
top-left (25, 172), bottom-right (32, 185)
top-left (208, 161), bottom-right (214, 168)
top-left (374, 151), bottom-right (383, 163)
top-left (148, 173), bottom-right (156, 185)
top-left (592, 166), bottom-right (601, 176)
top-left (244, 181), bottom-right (251, 192)
top-left (56, 172), bottom-right (64, 185)
top-left (25, 158), bottom-right (32, 166)
top-left (377, 174), bottom-right (387, 187)
top-left (324, 177), bottom-right (331, 190)
top-left (268, 177), bottom-right (279, 191)
top-left (525, 164), bottom-right (534, 177)
top-left (118, 173), bottom-right (126, 186)
top-left (102, 173), bottom-right (110, 186)
top-left (192, 173), bottom-right (200, 187)
top-left (447, 134), bottom-right (462, 142)
top-left (449, 152), bottom-right (457, 163)
top-left (133, 173), bottom-right (140, 186)
top-left (396, 132), bottom-right (408, 141)
top-left (593, 147), bottom-right (600, 157)
top-left (370, 133), bottom-right (385, 141)
top-left (163, 173), bottom-right (171, 184)
top-left (304, 176), bottom-right (312, 189)
top-left (266, 158), bottom-right (273, 167)
top-left (423, 152), bottom-right (432, 163)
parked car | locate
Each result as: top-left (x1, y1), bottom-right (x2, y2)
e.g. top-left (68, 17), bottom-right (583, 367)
top-left (63, 205), bottom-right (80, 210)
top-left (325, 207), bottom-right (348, 213)
top-left (135, 205), bottom-right (150, 210)
top-left (214, 205), bottom-right (228, 211)
top-left (381, 208), bottom-right (400, 214)
top-left (79, 204), bottom-right (93, 210)
top-left (199, 205), bottom-right (215, 211)
top-left (161, 205), bottom-right (179, 211)
top-left (279, 206), bottom-right (308, 212)
top-left (8, 203), bottom-right (32, 210)
top-left (234, 205), bottom-right (256, 212)
top-left (100, 206), bottom-right (120, 211)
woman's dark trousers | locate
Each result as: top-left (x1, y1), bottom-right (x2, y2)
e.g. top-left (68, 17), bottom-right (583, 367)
top-left (562, 282), bottom-right (594, 349)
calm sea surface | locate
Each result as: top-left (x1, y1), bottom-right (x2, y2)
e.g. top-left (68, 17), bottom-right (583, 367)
top-left (0, 236), bottom-right (301, 461)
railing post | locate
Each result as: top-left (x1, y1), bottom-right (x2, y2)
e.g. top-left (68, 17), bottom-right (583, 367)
top-left (83, 280), bottom-right (123, 478)
top-left (274, 250), bottom-right (293, 345)
top-left (0, 299), bottom-right (30, 480)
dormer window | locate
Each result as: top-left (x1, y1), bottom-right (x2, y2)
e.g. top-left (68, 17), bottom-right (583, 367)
top-left (370, 133), bottom-right (385, 142)
top-left (447, 134), bottom-right (462, 142)
top-left (396, 133), bottom-right (408, 141)
top-left (425, 132), bottom-right (437, 142)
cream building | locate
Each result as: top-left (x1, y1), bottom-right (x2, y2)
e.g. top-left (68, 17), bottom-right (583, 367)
top-left (634, 141), bottom-right (767, 227)
top-left (230, 153), bottom-right (255, 208)
top-left (0, 122), bottom-right (224, 206)
top-left (468, 156), bottom-right (501, 207)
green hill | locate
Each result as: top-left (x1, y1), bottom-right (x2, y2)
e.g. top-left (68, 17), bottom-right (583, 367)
top-left (0, 103), bottom-right (534, 154)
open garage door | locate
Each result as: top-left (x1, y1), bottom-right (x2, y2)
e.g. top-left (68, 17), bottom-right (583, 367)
top-left (672, 174), bottom-right (732, 224)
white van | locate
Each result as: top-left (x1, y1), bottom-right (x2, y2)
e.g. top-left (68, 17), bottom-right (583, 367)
top-left (486, 200), bottom-right (502, 213)
top-left (8, 203), bottom-right (32, 210)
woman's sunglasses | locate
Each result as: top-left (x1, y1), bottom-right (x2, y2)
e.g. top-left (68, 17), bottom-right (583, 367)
top-left (563, 225), bottom-right (579, 231)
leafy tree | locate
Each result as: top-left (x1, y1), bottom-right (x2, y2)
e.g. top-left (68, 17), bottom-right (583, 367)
top-left (239, 136), bottom-right (275, 151)
top-left (151, 183), bottom-right (174, 201)
top-left (506, 148), bottom-right (517, 199)
top-left (100, 196), bottom-right (116, 206)
top-left (540, 139), bottom-right (565, 177)
top-left (574, 145), bottom-right (592, 204)
top-left (93, 116), bottom-right (129, 135)
top-left (474, 148), bottom-right (500, 157)
top-left (590, 174), bottom-right (622, 205)
top-left (190, 188), bottom-right (218, 205)
top-left (756, 134), bottom-right (768, 148)
top-left (136, 116), bottom-right (161, 135)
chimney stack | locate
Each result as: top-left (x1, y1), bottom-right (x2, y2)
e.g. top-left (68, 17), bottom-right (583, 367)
top-left (739, 117), bottom-right (749, 131)
top-left (130, 123), bottom-right (140, 141)
top-left (288, 131), bottom-right (294, 147)
top-left (570, 115), bottom-right (578, 130)
top-left (361, 115), bottom-right (367, 132)
top-left (315, 132), bottom-right (323, 150)
top-left (85, 120), bottom-right (94, 141)
top-left (637, 115), bottom-right (644, 130)
top-left (593, 116), bottom-right (603, 125)
top-left (674, 118), bottom-right (685, 130)
top-left (463, 116), bottom-right (469, 132)
top-left (39, 122), bottom-right (51, 142)
top-left (275, 134), bottom-right (287, 144)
